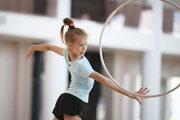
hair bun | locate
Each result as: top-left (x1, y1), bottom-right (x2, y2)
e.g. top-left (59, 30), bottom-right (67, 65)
top-left (63, 18), bottom-right (74, 25)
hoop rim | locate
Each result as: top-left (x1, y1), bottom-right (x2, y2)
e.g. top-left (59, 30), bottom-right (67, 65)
top-left (99, 0), bottom-right (180, 98)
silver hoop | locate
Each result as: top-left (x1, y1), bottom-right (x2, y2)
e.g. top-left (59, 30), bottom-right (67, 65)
top-left (99, 0), bottom-right (180, 97)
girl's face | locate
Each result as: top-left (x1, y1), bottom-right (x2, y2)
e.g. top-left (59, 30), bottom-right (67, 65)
top-left (68, 36), bottom-right (88, 58)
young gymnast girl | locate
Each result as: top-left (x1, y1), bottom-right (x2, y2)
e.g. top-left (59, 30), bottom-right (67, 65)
top-left (26, 18), bottom-right (149, 120)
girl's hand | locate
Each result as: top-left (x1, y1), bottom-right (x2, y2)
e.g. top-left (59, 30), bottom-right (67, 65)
top-left (132, 87), bottom-right (150, 105)
top-left (26, 45), bottom-right (35, 59)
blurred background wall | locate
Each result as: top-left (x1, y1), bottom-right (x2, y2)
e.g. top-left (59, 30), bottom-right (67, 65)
top-left (0, 0), bottom-right (180, 120)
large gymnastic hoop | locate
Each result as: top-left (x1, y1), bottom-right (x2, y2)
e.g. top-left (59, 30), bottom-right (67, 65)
top-left (99, 0), bottom-right (180, 97)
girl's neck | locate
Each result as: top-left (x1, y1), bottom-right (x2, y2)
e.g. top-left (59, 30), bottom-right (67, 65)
top-left (69, 52), bottom-right (81, 61)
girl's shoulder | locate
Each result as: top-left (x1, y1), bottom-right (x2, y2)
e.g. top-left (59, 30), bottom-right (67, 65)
top-left (62, 48), bottom-right (69, 56)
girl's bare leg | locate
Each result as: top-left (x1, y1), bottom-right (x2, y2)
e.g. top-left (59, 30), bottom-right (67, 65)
top-left (52, 116), bottom-right (58, 120)
top-left (63, 114), bottom-right (81, 120)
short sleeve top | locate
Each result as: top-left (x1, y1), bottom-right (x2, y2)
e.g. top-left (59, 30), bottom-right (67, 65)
top-left (62, 48), bottom-right (94, 103)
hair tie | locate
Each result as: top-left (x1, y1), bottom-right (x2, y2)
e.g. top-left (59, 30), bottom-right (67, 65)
top-left (69, 22), bottom-right (75, 29)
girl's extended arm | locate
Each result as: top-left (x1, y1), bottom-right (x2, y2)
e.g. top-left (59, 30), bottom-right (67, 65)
top-left (26, 44), bottom-right (64, 59)
top-left (89, 71), bottom-right (149, 105)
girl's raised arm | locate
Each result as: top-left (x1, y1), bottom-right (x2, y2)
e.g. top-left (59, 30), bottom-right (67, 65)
top-left (89, 71), bottom-right (149, 105)
top-left (26, 44), bottom-right (64, 59)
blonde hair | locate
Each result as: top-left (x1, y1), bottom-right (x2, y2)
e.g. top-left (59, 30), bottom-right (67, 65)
top-left (60, 18), bottom-right (88, 44)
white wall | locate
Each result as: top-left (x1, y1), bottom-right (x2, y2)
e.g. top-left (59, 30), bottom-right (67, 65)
top-left (1, 11), bottom-right (180, 55)
top-left (0, 41), bottom-right (32, 120)
top-left (0, 40), bottom-right (68, 120)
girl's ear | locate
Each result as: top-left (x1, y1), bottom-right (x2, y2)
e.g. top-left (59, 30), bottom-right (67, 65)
top-left (67, 42), bottom-right (72, 50)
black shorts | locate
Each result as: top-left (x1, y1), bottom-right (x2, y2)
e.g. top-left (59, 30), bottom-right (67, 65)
top-left (52, 93), bottom-right (85, 120)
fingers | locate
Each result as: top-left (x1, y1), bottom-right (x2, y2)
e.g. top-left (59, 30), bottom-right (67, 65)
top-left (137, 99), bottom-right (141, 105)
top-left (134, 87), bottom-right (150, 101)
top-left (142, 87), bottom-right (149, 93)
top-left (134, 97), bottom-right (142, 105)
top-left (26, 54), bottom-right (31, 59)
top-left (138, 87), bottom-right (143, 92)
top-left (138, 87), bottom-right (150, 95)
top-left (26, 47), bottom-right (34, 59)
top-left (26, 52), bottom-right (33, 59)
top-left (133, 87), bottom-right (150, 105)
top-left (26, 51), bottom-right (32, 59)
